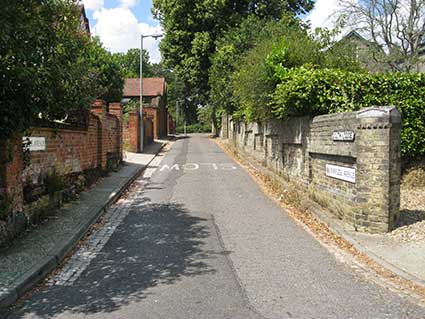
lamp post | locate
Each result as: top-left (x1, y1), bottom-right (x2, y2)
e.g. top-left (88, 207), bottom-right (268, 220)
top-left (140, 33), bottom-right (163, 152)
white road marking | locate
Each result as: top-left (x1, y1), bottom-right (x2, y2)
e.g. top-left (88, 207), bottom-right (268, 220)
top-left (184, 163), bottom-right (199, 170)
top-left (159, 163), bottom-right (237, 172)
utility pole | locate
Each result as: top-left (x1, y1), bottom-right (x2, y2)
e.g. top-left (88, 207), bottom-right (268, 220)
top-left (139, 36), bottom-right (144, 152)
top-left (139, 33), bottom-right (163, 152)
top-left (176, 100), bottom-right (179, 135)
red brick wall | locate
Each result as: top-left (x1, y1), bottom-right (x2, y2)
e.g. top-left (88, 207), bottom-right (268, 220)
top-left (4, 100), bottom-right (122, 208)
top-left (123, 110), bottom-right (156, 152)
top-left (123, 111), bottom-right (140, 153)
top-left (109, 103), bottom-right (123, 161)
top-left (22, 114), bottom-right (102, 185)
top-left (145, 107), bottom-right (159, 139)
top-left (144, 118), bottom-right (154, 146)
top-left (0, 136), bottom-right (24, 214)
top-left (0, 101), bottom-right (123, 245)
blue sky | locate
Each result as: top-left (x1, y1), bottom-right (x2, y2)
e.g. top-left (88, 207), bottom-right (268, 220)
top-left (82, 0), bottom-right (339, 63)
top-left (84, 0), bottom-right (155, 24)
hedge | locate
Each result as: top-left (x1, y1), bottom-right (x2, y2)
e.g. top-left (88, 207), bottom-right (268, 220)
top-left (270, 67), bottom-right (425, 158)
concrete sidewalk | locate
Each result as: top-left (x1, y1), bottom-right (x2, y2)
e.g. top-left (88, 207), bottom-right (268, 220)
top-left (346, 227), bottom-right (425, 284)
top-left (0, 141), bottom-right (166, 310)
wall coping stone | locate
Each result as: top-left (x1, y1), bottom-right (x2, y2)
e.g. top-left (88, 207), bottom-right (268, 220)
top-left (357, 106), bottom-right (401, 123)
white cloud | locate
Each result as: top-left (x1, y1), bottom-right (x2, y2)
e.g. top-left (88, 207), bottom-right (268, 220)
top-left (82, 0), bottom-right (104, 11)
top-left (119, 0), bottom-right (138, 8)
top-left (305, 0), bottom-right (341, 30)
top-left (92, 7), bottom-right (163, 63)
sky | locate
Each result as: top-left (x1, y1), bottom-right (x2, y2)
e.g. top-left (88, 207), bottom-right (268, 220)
top-left (82, 0), bottom-right (163, 63)
top-left (82, 0), bottom-right (342, 64)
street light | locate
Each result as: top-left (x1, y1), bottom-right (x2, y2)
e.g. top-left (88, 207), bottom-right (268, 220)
top-left (140, 33), bottom-right (163, 152)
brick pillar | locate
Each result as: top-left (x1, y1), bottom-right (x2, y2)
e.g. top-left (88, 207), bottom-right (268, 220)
top-left (109, 103), bottom-right (123, 161)
top-left (91, 100), bottom-right (107, 170)
top-left (127, 111), bottom-right (140, 153)
top-left (355, 107), bottom-right (402, 233)
top-left (108, 102), bottom-right (122, 119)
top-left (0, 136), bottom-right (24, 217)
top-left (91, 99), bottom-right (107, 117)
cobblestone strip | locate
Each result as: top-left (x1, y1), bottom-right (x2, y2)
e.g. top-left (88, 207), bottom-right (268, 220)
top-left (47, 154), bottom-right (163, 287)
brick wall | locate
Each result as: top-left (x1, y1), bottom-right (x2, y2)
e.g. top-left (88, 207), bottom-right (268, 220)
top-left (222, 107), bottom-right (402, 233)
top-left (145, 107), bottom-right (159, 139)
top-left (124, 111), bottom-right (140, 153)
top-left (0, 136), bottom-right (24, 215)
top-left (167, 112), bottom-right (175, 135)
top-left (123, 110), bottom-right (155, 153)
top-left (0, 100), bottom-right (123, 245)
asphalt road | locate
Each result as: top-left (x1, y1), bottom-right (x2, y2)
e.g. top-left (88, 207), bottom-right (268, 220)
top-left (6, 134), bottom-right (425, 319)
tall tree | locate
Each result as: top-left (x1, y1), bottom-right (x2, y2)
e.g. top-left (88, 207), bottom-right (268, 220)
top-left (152, 0), bottom-right (314, 123)
top-left (114, 48), bottom-right (153, 78)
top-left (337, 0), bottom-right (425, 72)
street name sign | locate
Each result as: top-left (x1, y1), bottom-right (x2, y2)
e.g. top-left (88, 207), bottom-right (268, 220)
top-left (332, 130), bottom-right (355, 142)
top-left (326, 164), bottom-right (356, 183)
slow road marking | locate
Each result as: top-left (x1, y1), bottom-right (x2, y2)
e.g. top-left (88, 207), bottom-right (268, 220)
top-left (160, 163), bottom-right (238, 172)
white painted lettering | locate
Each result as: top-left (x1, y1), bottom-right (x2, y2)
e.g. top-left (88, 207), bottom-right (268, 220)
top-left (184, 163), bottom-right (200, 171)
top-left (220, 163), bottom-right (238, 170)
top-left (160, 164), bottom-right (180, 171)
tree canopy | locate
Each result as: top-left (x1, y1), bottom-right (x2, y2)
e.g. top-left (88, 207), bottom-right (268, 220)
top-left (114, 48), bottom-right (153, 78)
top-left (152, 0), bottom-right (314, 123)
top-left (337, 0), bottom-right (425, 72)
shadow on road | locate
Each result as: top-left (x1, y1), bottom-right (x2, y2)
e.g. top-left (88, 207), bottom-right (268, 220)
top-left (10, 202), bottom-right (214, 318)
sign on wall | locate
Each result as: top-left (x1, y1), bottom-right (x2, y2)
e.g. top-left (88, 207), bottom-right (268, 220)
top-left (23, 137), bottom-right (46, 151)
top-left (326, 164), bottom-right (356, 183)
top-left (332, 130), bottom-right (355, 142)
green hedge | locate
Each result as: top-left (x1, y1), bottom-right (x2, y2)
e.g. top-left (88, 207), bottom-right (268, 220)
top-left (271, 67), bottom-right (425, 157)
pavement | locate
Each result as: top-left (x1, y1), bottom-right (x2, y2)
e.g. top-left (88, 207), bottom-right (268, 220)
top-left (347, 230), bottom-right (425, 285)
top-left (0, 140), bottom-right (165, 312)
top-left (3, 134), bottom-right (425, 319)
top-left (308, 204), bottom-right (425, 287)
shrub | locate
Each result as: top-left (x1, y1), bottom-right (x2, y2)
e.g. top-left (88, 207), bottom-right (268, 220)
top-left (229, 17), bottom-right (360, 123)
top-left (0, 1), bottom-right (124, 139)
top-left (271, 67), bottom-right (425, 157)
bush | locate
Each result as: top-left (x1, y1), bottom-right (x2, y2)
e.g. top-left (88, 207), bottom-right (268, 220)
top-left (229, 17), bottom-right (360, 123)
top-left (271, 67), bottom-right (425, 157)
top-left (0, 1), bottom-right (124, 139)
top-left (176, 124), bottom-right (211, 134)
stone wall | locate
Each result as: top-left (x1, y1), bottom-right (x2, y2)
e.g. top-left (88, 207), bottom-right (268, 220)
top-left (221, 107), bottom-right (402, 233)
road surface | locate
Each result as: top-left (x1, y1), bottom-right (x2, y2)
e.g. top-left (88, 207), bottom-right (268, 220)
top-left (6, 134), bottom-right (425, 319)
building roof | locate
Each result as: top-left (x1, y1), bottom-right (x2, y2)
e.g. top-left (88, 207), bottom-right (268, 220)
top-left (123, 78), bottom-right (167, 97)
top-left (78, 4), bottom-right (90, 34)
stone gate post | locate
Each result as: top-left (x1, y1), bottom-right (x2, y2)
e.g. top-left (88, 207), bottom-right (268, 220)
top-left (355, 107), bottom-right (402, 233)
